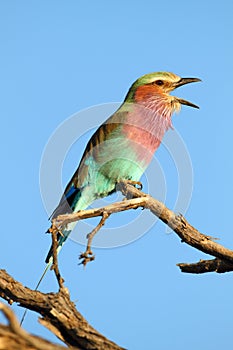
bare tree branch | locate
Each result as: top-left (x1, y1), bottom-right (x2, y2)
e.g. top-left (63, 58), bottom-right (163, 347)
top-left (177, 258), bottom-right (233, 274)
top-left (79, 211), bottom-right (110, 266)
top-left (51, 181), bottom-right (233, 273)
top-left (1, 182), bottom-right (233, 349)
top-left (49, 225), bottom-right (65, 289)
top-left (0, 270), bottom-right (125, 350)
top-left (0, 302), bottom-right (67, 350)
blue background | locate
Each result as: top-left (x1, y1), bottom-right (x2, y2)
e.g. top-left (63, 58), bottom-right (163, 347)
top-left (1, 1), bottom-right (233, 349)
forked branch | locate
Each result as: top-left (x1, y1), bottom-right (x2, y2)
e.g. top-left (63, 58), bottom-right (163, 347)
top-left (0, 270), bottom-right (125, 350)
top-left (1, 182), bottom-right (233, 350)
top-left (51, 181), bottom-right (233, 273)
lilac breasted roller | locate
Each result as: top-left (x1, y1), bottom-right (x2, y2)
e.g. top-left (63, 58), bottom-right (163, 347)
top-left (41, 72), bottom-right (201, 288)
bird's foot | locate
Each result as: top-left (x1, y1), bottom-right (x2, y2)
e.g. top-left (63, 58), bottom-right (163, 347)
top-left (116, 179), bottom-right (143, 191)
top-left (126, 180), bottom-right (143, 190)
top-left (116, 180), bottom-right (143, 200)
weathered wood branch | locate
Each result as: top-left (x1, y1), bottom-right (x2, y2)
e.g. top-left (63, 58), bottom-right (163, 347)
top-left (1, 182), bottom-right (233, 349)
top-left (79, 211), bottom-right (110, 266)
top-left (52, 181), bottom-right (233, 273)
top-left (0, 270), bottom-right (125, 350)
top-left (177, 258), bottom-right (233, 274)
top-left (0, 302), bottom-right (67, 350)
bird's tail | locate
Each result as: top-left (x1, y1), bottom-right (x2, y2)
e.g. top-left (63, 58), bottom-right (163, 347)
top-left (44, 185), bottom-right (83, 263)
top-left (20, 260), bottom-right (52, 326)
top-left (20, 186), bottom-right (84, 325)
top-left (20, 228), bottom-right (72, 326)
top-left (45, 229), bottom-right (72, 263)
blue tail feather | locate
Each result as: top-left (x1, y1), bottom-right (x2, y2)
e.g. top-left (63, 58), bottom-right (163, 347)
top-left (45, 229), bottom-right (71, 263)
top-left (49, 185), bottom-right (81, 219)
top-left (46, 185), bottom-right (81, 263)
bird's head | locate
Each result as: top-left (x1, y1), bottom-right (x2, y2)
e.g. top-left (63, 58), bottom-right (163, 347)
top-left (125, 71), bottom-right (201, 112)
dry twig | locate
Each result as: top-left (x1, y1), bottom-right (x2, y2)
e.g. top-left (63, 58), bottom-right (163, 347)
top-left (1, 182), bottom-right (233, 349)
top-left (48, 225), bottom-right (64, 289)
top-left (52, 181), bottom-right (233, 273)
top-left (79, 211), bottom-right (110, 266)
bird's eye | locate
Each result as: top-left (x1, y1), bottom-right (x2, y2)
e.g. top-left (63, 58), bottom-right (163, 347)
top-left (154, 80), bottom-right (164, 86)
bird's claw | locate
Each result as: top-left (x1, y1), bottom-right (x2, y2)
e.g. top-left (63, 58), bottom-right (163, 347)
top-left (118, 179), bottom-right (143, 190)
top-left (127, 180), bottom-right (143, 190)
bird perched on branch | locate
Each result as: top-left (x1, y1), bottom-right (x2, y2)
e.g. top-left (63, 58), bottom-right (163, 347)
top-left (39, 72), bottom-right (201, 289)
top-left (20, 71), bottom-right (200, 325)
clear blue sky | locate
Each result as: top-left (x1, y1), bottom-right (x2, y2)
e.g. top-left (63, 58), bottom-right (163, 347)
top-left (1, 1), bottom-right (233, 349)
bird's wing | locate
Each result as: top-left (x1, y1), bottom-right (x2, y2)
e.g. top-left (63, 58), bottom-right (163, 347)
top-left (50, 109), bottom-right (128, 219)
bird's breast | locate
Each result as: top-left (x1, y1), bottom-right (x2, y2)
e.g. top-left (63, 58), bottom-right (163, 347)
top-left (122, 107), bottom-right (172, 164)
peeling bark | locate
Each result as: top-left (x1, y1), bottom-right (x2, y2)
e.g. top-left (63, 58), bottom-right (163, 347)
top-left (1, 182), bottom-right (233, 349)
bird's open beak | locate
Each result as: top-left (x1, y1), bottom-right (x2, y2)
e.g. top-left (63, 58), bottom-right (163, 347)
top-left (173, 77), bottom-right (201, 109)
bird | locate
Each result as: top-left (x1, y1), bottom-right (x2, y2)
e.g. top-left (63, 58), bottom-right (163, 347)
top-left (46, 71), bottom-right (201, 274)
top-left (20, 72), bottom-right (200, 325)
